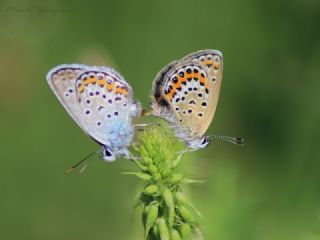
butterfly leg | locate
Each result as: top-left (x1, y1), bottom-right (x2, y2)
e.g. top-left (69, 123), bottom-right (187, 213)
top-left (122, 148), bottom-right (141, 161)
top-left (134, 123), bottom-right (160, 131)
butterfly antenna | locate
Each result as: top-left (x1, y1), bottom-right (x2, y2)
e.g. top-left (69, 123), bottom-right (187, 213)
top-left (209, 135), bottom-right (244, 146)
top-left (65, 151), bottom-right (99, 173)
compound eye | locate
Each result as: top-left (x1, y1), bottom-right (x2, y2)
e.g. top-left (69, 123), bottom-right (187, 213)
top-left (102, 147), bottom-right (116, 162)
top-left (104, 148), bottom-right (112, 157)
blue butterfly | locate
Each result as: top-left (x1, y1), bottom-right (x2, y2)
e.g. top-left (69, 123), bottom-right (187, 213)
top-left (47, 64), bottom-right (142, 162)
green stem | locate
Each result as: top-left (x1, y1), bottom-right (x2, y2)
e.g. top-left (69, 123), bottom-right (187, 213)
top-left (128, 127), bottom-right (201, 240)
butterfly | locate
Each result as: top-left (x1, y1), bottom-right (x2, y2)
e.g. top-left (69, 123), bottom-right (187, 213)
top-left (151, 49), bottom-right (243, 150)
top-left (46, 64), bottom-right (142, 162)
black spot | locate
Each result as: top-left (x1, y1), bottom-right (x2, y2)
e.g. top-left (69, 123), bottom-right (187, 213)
top-left (193, 87), bottom-right (198, 91)
top-left (97, 122), bottom-right (101, 126)
top-left (114, 111), bottom-right (118, 116)
top-left (107, 114), bottom-right (111, 118)
top-left (188, 109), bottom-right (192, 113)
top-left (108, 99), bottom-right (112, 104)
top-left (123, 103), bottom-right (127, 107)
top-left (175, 98), bottom-right (180, 103)
top-left (207, 64), bottom-right (212, 68)
top-left (212, 77), bottom-right (216, 82)
top-left (198, 93), bottom-right (203, 97)
top-left (90, 75), bottom-right (94, 78)
top-left (189, 100), bottom-right (196, 104)
top-left (104, 148), bottom-right (112, 157)
top-left (194, 68), bottom-right (199, 73)
top-left (169, 85), bottom-right (173, 90)
top-left (183, 111), bottom-right (186, 114)
top-left (65, 93), bottom-right (69, 97)
top-left (172, 76), bottom-right (178, 83)
top-left (89, 92), bottom-right (94, 96)
top-left (202, 102), bottom-right (207, 107)
top-left (102, 94), bottom-right (106, 98)
top-left (68, 89), bottom-right (73, 93)
top-left (186, 68), bottom-right (192, 74)
top-left (184, 91), bottom-right (188, 95)
top-left (201, 73), bottom-right (205, 78)
top-left (200, 82), bottom-right (205, 86)
top-left (115, 97), bottom-right (122, 101)
top-left (86, 100), bottom-right (91, 104)
top-left (198, 113), bottom-right (203, 117)
top-left (188, 87), bottom-right (192, 91)
top-left (187, 78), bottom-right (192, 82)
top-left (83, 77), bottom-right (88, 81)
top-left (182, 81), bottom-right (187, 85)
top-left (165, 89), bottom-right (170, 94)
top-left (98, 106), bottom-right (104, 111)
top-left (207, 55), bottom-right (212, 60)
top-left (205, 88), bottom-right (209, 94)
top-left (179, 71), bottom-right (184, 77)
top-left (96, 91), bottom-right (100, 95)
top-left (177, 87), bottom-right (182, 91)
top-left (181, 97), bottom-right (185, 101)
top-left (85, 110), bottom-right (90, 115)
top-left (194, 77), bottom-right (198, 81)
top-left (175, 107), bottom-right (179, 111)
top-left (179, 119), bottom-right (183, 122)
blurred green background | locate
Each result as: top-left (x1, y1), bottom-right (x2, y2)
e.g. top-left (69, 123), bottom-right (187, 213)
top-left (1, 0), bottom-right (320, 239)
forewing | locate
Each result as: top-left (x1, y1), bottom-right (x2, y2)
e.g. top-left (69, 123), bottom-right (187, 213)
top-left (75, 69), bottom-right (133, 146)
top-left (47, 64), bottom-right (134, 146)
top-left (153, 50), bottom-right (223, 137)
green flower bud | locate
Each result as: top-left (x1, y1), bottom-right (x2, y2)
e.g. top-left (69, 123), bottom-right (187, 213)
top-left (140, 145), bottom-right (148, 157)
top-left (143, 184), bottom-right (159, 195)
top-left (169, 173), bottom-right (184, 183)
top-left (180, 223), bottom-right (191, 239)
top-left (136, 173), bottom-right (152, 181)
top-left (163, 187), bottom-right (175, 226)
top-left (152, 225), bottom-right (159, 238)
top-left (158, 218), bottom-right (170, 240)
top-left (133, 159), bottom-right (148, 171)
top-left (143, 156), bottom-right (153, 164)
top-left (175, 192), bottom-right (191, 206)
top-left (148, 164), bottom-right (158, 174)
top-left (153, 173), bottom-right (161, 181)
top-left (171, 229), bottom-right (182, 240)
top-left (179, 206), bottom-right (194, 222)
top-left (145, 204), bottom-right (158, 237)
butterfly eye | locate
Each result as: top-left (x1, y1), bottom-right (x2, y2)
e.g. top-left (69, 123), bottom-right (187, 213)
top-left (102, 147), bottom-right (116, 162)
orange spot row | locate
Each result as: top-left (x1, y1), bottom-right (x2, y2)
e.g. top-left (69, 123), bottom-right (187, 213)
top-left (200, 76), bottom-right (209, 89)
top-left (115, 86), bottom-right (128, 95)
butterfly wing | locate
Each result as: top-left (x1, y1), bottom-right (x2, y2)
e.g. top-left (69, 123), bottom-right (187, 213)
top-left (152, 50), bottom-right (223, 138)
top-left (47, 64), bottom-right (137, 147)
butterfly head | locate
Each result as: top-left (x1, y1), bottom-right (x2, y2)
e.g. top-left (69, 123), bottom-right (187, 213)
top-left (102, 146), bottom-right (117, 162)
top-left (187, 136), bottom-right (211, 149)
